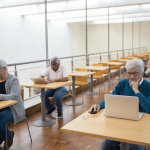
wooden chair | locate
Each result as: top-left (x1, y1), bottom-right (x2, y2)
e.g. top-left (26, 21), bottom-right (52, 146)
top-left (6, 88), bottom-right (32, 150)
top-left (92, 64), bottom-right (108, 90)
top-left (92, 71), bottom-right (103, 94)
top-left (98, 62), bottom-right (108, 67)
top-left (120, 57), bottom-right (128, 59)
top-left (69, 70), bottom-right (90, 101)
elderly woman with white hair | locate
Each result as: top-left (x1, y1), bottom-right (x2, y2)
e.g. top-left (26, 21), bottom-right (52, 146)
top-left (0, 59), bottom-right (25, 150)
top-left (89, 59), bottom-right (150, 150)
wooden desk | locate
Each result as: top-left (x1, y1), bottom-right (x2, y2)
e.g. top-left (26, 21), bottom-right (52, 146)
top-left (20, 81), bottom-right (71, 127)
top-left (127, 57), bottom-right (138, 60)
top-left (81, 66), bottom-right (110, 71)
top-left (61, 109), bottom-right (150, 150)
top-left (118, 59), bottom-right (129, 62)
top-left (0, 100), bottom-right (17, 109)
top-left (80, 66), bottom-right (110, 95)
top-left (66, 71), bottom-right (96, 106)
top-left (98, 62), bottom-right (124, 69)
top-left (98, 62), bottom-right (124, 81)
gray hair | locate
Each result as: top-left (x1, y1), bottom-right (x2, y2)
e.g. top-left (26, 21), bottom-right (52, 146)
top-left (0, 59), bottom-right (8, 71)
top-left (126, 58), bottom-right (144, 75)
top-left (51, 57), bottom-right (60, 65)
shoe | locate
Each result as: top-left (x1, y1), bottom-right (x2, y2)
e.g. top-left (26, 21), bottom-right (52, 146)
top-left (46, 106), bottom-right (55, 116)
top-left (0, 146), bottom-right (4, 150)
top-left (57, 112), bottom-right (63, 118)
top-left (3, 131), bottom-right (14, 150)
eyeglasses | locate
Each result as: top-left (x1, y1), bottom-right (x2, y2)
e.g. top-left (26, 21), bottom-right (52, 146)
top-left (126, 72), bottom-right (140, 76)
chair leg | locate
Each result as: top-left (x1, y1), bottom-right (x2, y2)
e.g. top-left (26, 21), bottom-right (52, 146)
top-left (99, 78), bottom-right (100, 94)
top-left (6, 123), bottom-right (8, 150)
top-left (82, 86), bottom-right (84, 104)
top-left (103, 77), bottom-right (105, 91)
top-left (25, 117), bottom-right (32, 142)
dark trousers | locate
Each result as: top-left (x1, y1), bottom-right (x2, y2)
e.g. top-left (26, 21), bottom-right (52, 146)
top-left (0, 107), bottom-right (13, 144)
top-left (45, 87), bottom-right (68, 112)
top-left (101, 139), bottom-right (146, 150)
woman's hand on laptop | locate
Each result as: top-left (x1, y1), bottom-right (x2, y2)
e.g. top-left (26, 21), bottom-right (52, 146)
top-left (88, 104), bottom-right (100, 114)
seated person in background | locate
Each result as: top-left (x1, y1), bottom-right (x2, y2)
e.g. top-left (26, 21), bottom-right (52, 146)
top-left (89, 58), bottom-right (150, 150)
top-left (39, 57), bottom-right (68, 118)
top-left (0, 59), bottom-right (25, 150)
top-left (144, 60), bottom-right (150, 78)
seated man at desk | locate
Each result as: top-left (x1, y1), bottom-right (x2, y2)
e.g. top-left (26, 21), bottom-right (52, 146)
top-left (39, 57), bottom-right (68, 118)
top-left (0, 59), bottom-right (25, 150)
top-left (89, 58), bottom-right (150, 150)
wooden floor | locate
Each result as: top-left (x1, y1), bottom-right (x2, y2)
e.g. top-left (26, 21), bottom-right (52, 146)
top-left (4, 74), bottom-right (126, 150)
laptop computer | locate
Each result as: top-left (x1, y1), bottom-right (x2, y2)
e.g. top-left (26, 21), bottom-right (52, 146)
top-left (30, 78), bottom-right (48, 84)
top-left (105, 94), bottom-right (143, 121)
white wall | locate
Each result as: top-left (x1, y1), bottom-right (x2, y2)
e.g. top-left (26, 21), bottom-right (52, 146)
top-left (48, 21), bottom-right (86, 58)
top-left (88, 21), bottom-right (150, 56)
top-left (1, 10), bottom-right (150, 75)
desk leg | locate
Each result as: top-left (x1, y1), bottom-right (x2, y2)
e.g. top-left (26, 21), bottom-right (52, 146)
top-left (65, 76), bottom-right (83, 106)
top-left (85, 74), bottom-right (99, 95)
top-left (115, 68), bottom-right (123, 79)
top-left (103, 66), bottom-right (114, 85)
top-left (120, 143), bottom-right (129, 150)
top-left (32, 88), bottom-right (56, 127)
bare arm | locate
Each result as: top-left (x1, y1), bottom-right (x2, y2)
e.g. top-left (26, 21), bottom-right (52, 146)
top-left (39, 75), bottom-right (44, 78)
top-left (54, 77), bottom-right (68, 82)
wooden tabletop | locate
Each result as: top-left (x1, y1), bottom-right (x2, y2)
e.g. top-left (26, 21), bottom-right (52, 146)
top-left (98, 62), bottom-right (124, 66)
top-left (61, 109), bottom-right (150, 147)
top-left (80, 66), bottom-right (110, 71)
top-left (126, 57), bottom-right (137, 60)
top-left (118, 59), bottom-right (129, 62)
top-left (0, 100), bottom-right (17, 109)
top-left (68, 71), bottom-right (96, 76)
top-left (20, 81), bottom-right (72, 89)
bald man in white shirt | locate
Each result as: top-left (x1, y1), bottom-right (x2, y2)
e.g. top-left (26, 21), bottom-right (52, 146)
top-left (39, 57), bottom-right (68, 118)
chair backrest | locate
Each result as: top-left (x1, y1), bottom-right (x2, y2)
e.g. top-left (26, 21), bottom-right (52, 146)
top-left (93, 71), bottom-right (103, 76)
top-left (120, 57), bottom-right (127, 59)
top-left (68, 75), bottom-right (88, 87)
top-left (92, 64), bottom-right (102, 66)
top-left (111, 65), bottom-right (120, 70)
top-left (21, 88), bottom-right (24, 102)
top-left (75, 76), bottom-right (88, 83)
top-left (67, 83), bottom-right (72, 95)
top-left (98, 63), bottom-right (108, 66)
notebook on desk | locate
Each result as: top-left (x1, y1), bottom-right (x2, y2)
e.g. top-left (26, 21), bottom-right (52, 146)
top-left (30, 78), bottom-right (48, 84)
top-left (104, 94), bottom-right (143, 121)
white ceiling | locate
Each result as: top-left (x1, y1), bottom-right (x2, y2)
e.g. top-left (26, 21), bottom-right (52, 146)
top-left (1, 0), bottom-right (150, 24)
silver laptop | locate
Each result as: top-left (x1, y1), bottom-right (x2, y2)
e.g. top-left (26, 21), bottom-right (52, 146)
top-left (105, 94), bottom-right (143, 121)
top-left (30, 78), bottom-right (48, 84)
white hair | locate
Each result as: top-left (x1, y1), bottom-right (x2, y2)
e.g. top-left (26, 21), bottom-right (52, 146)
top-left (51, 57), bottom-right (60, 65)
top-left (0, 59), bottom-right (8, 71)
top-left (126, 58), bottom-right (144, 75)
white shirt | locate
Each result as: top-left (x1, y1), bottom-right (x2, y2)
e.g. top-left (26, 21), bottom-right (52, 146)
top-left (42, 65), bottom-right (69, 91)
top-left (139, 77), bottom-right (143, 86)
